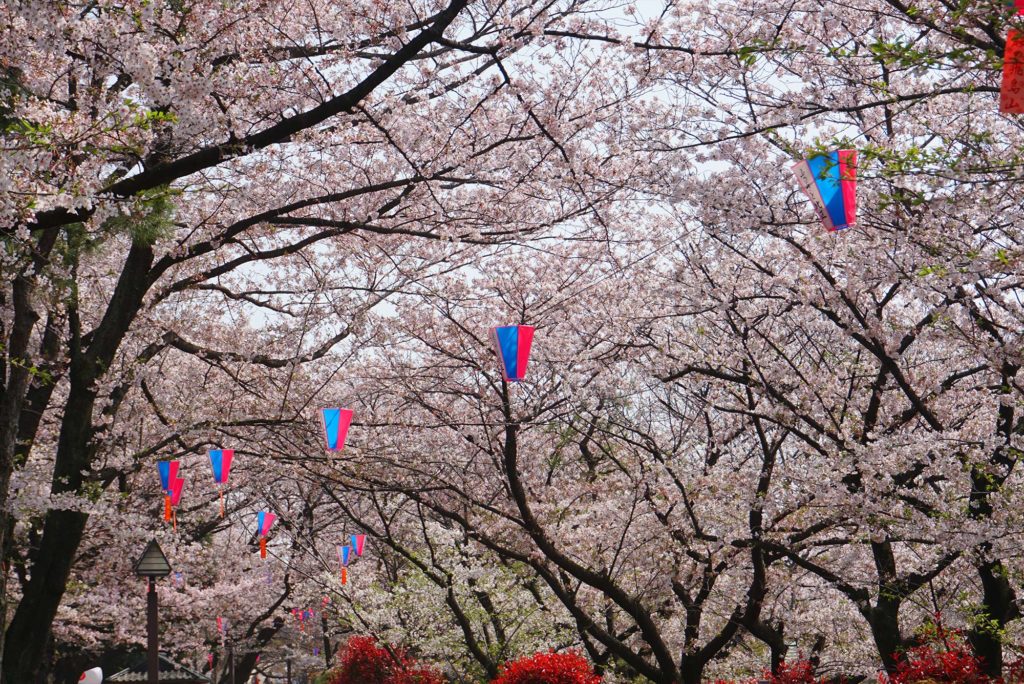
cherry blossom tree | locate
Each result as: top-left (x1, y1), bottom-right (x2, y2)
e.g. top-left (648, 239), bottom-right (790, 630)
top-left (5, 0), bottom-right (1024, 681)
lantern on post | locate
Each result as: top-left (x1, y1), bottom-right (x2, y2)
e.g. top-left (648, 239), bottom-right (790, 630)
top-left (133, 540), bottom-right (171, 684)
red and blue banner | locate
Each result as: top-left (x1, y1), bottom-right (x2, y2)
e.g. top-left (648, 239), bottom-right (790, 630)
top-left (209, 449), bottom-right (233, 484)
top-left (791, 150), bottom-right (857, 232)
top-left (320, 408), bottom-right (354, 451)
top-left (256, 511), bottom-right (276, 559)
top-left (490, 325), bottom-right (535, 382)
top-left (157, 460), bottom-right (179, 492)
top-left (168, 477), bottom-right (185, 507)
top-left (257, 511), bottom-right (276, 537)
top-left (351, 534), bottom-right (366, 556)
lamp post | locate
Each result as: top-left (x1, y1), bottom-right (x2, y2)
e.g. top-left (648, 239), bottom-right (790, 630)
top-left (133, 539), bottom-right (172, 684)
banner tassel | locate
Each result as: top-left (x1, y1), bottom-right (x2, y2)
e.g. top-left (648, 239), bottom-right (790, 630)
top-left (164, 495), bottom-right (171, 521)
top-left (260, 537), bottom-right (267, 559)
top-left (219, 489), bottom-right (224, 518)
top-left (341, 567), bottom-right (347, 585)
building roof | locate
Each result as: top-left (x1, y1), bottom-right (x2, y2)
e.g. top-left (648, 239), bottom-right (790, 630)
top-left (107, 653), bottom-right (210, 683)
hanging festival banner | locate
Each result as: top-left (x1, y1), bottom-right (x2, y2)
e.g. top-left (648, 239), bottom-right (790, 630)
top-left (168, 477), bottom-right (185, 531)
top-left (157, 460), bottom-right (180, 521)
top-left (791, 150), bottom-right (857, 232)
top-left (1003, 1), bottom-right (1024, 113)
top-left (320, 408), bottom-right (354, 452)
top-left (208, 449), bottom-right (234, 517)
top-left (351, 534), bottom-right (366, 557)
top-left (256, 511), bottom-right (277, 559)
top-left (490, 325), bottom-right (535, 382)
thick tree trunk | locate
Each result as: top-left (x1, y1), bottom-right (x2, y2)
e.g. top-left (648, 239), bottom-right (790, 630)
top-left (0, 258), bottom-right (57, 679)
top-left (680, 659), bottom-right (704, 684)
top-left (3, 510), bottom-right (88, 683)
top-left (966, 393), bottom-right (1020, 678)
top-left (4, 376), bottom-right (94, 683)
top-left (868, 599), bottom-right (903, 676)
top-left (3, 243), bottom-right (155, 684)
top-left (225, 618), bottom-right (284, 684)
top-left (968, 559), bottom-right (1018, 678)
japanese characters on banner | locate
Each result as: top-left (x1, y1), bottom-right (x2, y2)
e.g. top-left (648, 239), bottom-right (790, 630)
top-left (1003, 0), bottom-right (1024, 113)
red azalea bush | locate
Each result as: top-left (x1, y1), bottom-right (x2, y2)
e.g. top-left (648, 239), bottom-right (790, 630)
top-left (883, 643), bottom-right (990, 684)
top-left (326, 635), bottom-right (444, 684)
top-left (879, 622), bottom-right (989, 684)
top-left (491, 651), bottom-right (602, 684)
top-left (763, 659), bottom-right (823, 684)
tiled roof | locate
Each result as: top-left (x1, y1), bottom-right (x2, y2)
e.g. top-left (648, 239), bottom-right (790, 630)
top-left (107, 653), bottom-right (210, 683)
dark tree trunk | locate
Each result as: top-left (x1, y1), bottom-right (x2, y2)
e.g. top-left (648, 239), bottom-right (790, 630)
top-left (968, 559), bottom-right (1018, 679)
top-left (0, 270), bottom-right (47, 675)
top-left (3, 243), bottom-right (155, 684)
top-left (680, 659), bottom-right (704, 684)
top-left (966, 393), bottom-right (1021, 679)
top-left (227, 618), bottom-right (285, 684)
top-left (321, 615), bottom-right (332, 668)
top-left (868, 598), bottom-right (903, 676)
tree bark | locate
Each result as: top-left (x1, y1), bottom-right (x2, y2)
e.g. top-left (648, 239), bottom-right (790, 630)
top-left (3, 243), bottom-right (155, 684)
top-left (227, 618), bottom-right (284, 684)
top-left (0, 228), bottom-right (58, 677)
top-left (968, 559), bottom-right (1018, 678)
top-left (868, 598), bottom-right (903, 676)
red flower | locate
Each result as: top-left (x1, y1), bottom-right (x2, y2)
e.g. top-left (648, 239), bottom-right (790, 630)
top-left (326, 635), bottom-right (444, 684)
top-left (762, 659), bottom-right (823, 684)
top-left (491, 651), bottom-right (601, 684)
top-left (884, 643), bottom-right (990, 684)
top-left (879, 623), bottom-right (989, 684)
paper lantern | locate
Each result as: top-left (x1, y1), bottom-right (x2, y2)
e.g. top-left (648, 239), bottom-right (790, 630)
top-left (209, 449), bottom-right (234, 517)
top-left (209, 449), bottom-right (233, 484)
top-left (79, 667), bottom-right (103, 684)
top-left (157, 460), bottom-right (180, 521)
top-left (320, 408), bottom-right (354, 451)
top-left (168, 477), bottom-right (185, 507)
top-left (791, 150), bottom-right (857, 232)
top-left (339, 544), bottom-right (352, 567)
top-left (256, 511), bottom-right (277, 559)
top-left (490, 325), bottom-right (535, 382)
top-left (157, 460), bottom-right (179, 491)
top-left (351, 534), bottom-right (366, 556)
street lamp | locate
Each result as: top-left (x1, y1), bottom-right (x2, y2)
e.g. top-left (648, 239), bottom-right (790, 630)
top-left (134, 539), bottom-right (172, 684)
